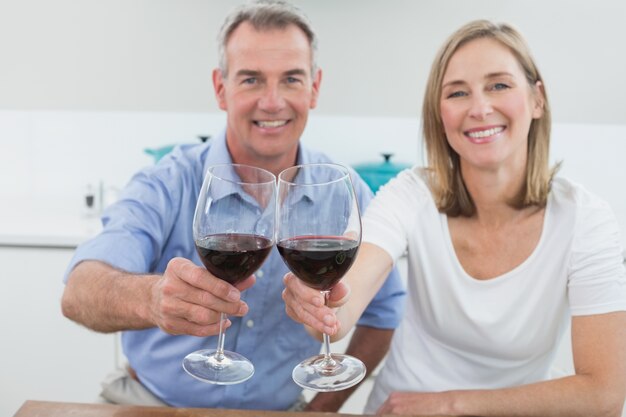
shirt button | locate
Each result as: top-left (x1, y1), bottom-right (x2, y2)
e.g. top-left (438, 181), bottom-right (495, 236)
top-left (256, 270), bottom-right (264, 278)
top-left (246, 319), bottom-right (254, 328)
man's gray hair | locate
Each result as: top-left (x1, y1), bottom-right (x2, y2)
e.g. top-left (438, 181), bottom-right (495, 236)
top-left (217, 0), bottom-right (318, 77)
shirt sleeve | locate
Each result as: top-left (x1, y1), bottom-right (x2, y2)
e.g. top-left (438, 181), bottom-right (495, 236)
top-left (349, 169), bottom-right (407, 329)
top-left (63, 160), bottom-right (185, 281)
top-left (567, 193), bottom-right (626, 316)
top-left (362, 169), bottom-right (429, 261)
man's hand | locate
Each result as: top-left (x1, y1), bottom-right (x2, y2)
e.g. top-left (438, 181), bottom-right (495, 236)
top-left (151, 257), bottom-right (255, 336)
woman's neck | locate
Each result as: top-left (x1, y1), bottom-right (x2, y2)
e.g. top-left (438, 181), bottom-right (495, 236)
top-left (461, 163), bottom-right (528, 227)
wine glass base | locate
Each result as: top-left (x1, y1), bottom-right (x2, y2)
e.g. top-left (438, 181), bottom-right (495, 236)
top-left (292, 353), bottom-right (366, 392)
top-left (182, 349), bottom-right (254, 385)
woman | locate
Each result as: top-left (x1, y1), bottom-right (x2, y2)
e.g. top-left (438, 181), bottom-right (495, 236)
top-left (282, 20), bottom-right (626, 416)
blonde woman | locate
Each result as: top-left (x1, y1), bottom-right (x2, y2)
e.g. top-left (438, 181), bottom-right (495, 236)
top-left (283, 20), bottom-right (626, 416)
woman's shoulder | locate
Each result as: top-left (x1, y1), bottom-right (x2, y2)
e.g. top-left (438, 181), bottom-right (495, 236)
top-left (370, 166), bottom-right (435, 215)
top-left (550, 176), bottom-right (611, 210)
top-left (382, 166), bottom-right (431, 193)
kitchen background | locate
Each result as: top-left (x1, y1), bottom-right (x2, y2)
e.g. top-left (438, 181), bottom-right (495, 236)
top-left (1, 0), bottom-right (625, 416)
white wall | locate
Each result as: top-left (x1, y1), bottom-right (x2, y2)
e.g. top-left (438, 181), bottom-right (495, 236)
top-left (1, 110), bottom-right (626, 252)
top-left (0, 0), bottom-right (625, 125)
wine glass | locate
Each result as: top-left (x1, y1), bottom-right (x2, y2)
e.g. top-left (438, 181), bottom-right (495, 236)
top-left (276, 163), bottom-right (366, 392)
top-left (182, 163), bottom-right (276, 384)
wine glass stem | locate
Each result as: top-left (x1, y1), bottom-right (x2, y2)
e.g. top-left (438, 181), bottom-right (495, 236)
top-left (215, 312), bottom-right (227, 362)
top-left (321, 291), bottom-right (336, 367)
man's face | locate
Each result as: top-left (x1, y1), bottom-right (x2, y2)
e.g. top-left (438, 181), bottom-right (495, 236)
top-left (214, 22), bottom-right (321, 168)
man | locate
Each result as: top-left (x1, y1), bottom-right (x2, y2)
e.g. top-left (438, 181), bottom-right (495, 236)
top-left (61, 0), bottom-right (405, 411)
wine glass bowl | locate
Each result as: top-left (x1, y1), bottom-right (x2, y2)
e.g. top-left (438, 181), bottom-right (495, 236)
top-left (183, 163), bottom-right (276, 385)
top-left (276, 163), bottom-right (366, 392)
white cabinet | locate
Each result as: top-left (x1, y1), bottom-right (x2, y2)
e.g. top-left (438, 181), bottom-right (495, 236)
top-left (0, 246), bottom-right (117, 417)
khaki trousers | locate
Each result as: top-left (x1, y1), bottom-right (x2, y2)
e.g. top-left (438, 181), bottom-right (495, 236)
top-left (98, 367), bottom-right (308, 411)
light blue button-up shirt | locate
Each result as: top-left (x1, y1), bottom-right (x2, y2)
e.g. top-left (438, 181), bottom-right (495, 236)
top-left (65, 130), bottom-right (406, 410)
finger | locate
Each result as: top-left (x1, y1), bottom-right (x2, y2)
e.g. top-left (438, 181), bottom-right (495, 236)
top-left (157, 276), bottom-right (248, 321)
top-left (327, 281), bottom-right (350, 308)
top-left (283, 294), bottom-right (338, 335)
top-left (159, 316), bottom-right (232, 337)
top-left (166, 291), bottom-right (248, 319)
top-left (283, 273), bottom-right (325, 307)
top-left (282, 286), bottom-right (338, 335)
top-left (234, 275), bottom-right (256, 292)
top-left (169, 257), bottom-right (241, 302)
top-left (282, 274), bottom-right (338, 325)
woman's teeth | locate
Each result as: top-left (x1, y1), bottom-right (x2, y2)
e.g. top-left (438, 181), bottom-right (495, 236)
top-left (467, 126), bottom-right (504, 138)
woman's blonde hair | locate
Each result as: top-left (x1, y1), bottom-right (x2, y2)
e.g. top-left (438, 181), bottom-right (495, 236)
top-left (422, 20), bottom-right (558, 217)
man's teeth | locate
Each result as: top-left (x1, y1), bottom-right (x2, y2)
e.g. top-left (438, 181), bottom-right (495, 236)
top-left (256, 120), bottom-right (287, 128)
top-left (467, 127), bottom-right (504, 138)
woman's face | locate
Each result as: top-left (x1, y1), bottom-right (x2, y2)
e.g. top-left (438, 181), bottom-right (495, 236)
top-left (439, 37), bottom-right (544, 174)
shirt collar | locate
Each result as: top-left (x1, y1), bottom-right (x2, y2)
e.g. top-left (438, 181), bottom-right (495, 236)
top-left (200, 129), bottom-right (256, 204)
top-left (202, 128), bottom-right (233, 177)
top-left (202, 128), bottom-right (318, 204)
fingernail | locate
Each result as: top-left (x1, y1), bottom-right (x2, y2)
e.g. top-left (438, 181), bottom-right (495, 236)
top-left (238, 303), bottom-right (248, 315)
top-left (323, 314), bottom-right (334, 326)
top-left (227, 289), bottom-right (240, 302)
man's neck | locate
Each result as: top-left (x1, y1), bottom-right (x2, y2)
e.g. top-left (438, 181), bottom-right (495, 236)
top-left (225, 137), bottom-right (299, 178)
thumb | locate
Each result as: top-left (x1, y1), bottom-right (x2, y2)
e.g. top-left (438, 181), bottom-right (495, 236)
top-left (326, 281), bottom-right (350, 308)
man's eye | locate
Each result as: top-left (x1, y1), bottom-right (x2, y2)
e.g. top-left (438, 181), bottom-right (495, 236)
top-left (286, 76), bottom-right (301, 84)
top-left (242, 78), bottom-right (257, 85)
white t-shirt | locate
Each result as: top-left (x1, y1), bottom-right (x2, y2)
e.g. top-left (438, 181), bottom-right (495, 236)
top-left (363, 168), bottom-right (626, 413)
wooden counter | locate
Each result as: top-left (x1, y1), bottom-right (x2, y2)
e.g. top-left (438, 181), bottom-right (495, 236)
top-left (14, 400), bottom-right (451, 417)
top-left (13, 400), bottom-right (360, 417)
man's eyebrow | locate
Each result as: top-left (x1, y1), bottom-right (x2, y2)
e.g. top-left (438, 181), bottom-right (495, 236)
top-left (234, 69), bottom-right (262, 78)
top-left (284, 69), bottom-right (307, 76)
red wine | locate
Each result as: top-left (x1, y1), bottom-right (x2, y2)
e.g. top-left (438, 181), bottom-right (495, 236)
top-left (277, 236), bottom-right (359, 291)
top-left (195, 233), bottom-right (273, 285)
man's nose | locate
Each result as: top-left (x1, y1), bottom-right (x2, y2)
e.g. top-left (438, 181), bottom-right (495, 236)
top-left (258, 84), bottom-right (286, 112)
top-left (468, 93), bottom-right (493, 120)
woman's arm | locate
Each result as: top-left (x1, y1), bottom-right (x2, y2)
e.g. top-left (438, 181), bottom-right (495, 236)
top-left (378, 311), bottom-right (626, 416)
top-left (282, 242), bottom-right (394, 342)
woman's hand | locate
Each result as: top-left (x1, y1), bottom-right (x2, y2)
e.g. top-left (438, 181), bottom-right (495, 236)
top-left (282, 272), bottom-right (350, 336)
top-left (377, 391), bottom-right (452, 415)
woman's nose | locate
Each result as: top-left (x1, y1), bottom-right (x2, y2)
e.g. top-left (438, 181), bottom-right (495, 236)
top-left (468, 93), bottom-right (493, 120)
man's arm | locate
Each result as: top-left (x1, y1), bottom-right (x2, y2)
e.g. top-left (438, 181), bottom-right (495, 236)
top-left (305, 326), bottom-right (393, 412)
top-left (61, 258), bottom-right (252, 336)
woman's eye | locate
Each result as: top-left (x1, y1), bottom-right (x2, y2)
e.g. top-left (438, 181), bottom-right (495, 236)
top-left (446, 91), bottom-right (467, 99)
top-left (492, 83), bottom-right (510, 91)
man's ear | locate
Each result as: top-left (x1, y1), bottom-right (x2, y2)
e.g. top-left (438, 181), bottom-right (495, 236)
top-left (309, 68), bottom-right (322, 109)
top-left (213, 68), bottom-right (227, 111)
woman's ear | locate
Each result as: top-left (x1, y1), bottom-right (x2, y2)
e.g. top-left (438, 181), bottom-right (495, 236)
top-left (532, 80), bottom-right (545, 119)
